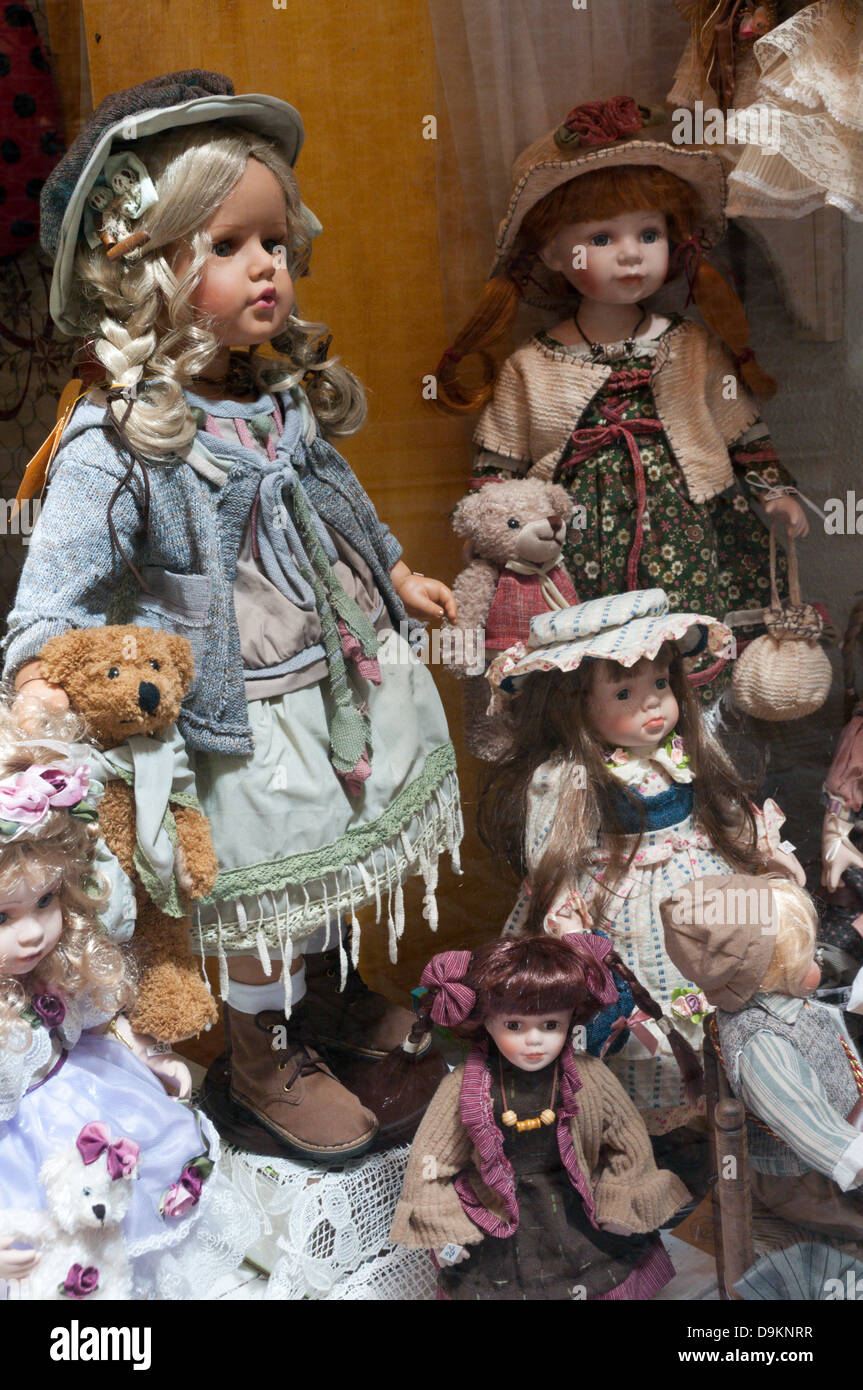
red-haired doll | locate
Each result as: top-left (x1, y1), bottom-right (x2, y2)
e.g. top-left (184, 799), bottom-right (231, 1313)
top-left (390, 934), bottom-right (691, 1301)
top-left (436, 97), bottom-right (808, 702)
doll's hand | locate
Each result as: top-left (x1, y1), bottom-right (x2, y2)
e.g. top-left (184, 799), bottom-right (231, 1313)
top-left (763, 494), bottom-right (809, 539)
top-left (0, 1235), bottom-right (40, 1280)
top-left (12, 661), bottom-right (70, 717)
top-left (436, 1243), bottom-right (470, 1266)
top-left (822, 813), bottom-right (863, 891)
top-left (109, 1015), bottom-right (193, 1098)
top-left (764, 846), bottom-right (806, 887)
top-left (395, 570), bottom-right (458, 623)
top-left (145, 1052), bottom-right (193, 1100)
top-left (599, 1221), bottom-right (633, 1236)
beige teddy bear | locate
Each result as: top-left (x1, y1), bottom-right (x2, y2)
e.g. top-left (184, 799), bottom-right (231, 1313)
top-left (443, 479), bottom-right (579, 760)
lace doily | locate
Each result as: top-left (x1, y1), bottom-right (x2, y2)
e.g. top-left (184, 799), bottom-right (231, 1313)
top-left (323, 1245), bottom-right (436, 1301)
top-left (223, 1142), bottom-right (424, 1300)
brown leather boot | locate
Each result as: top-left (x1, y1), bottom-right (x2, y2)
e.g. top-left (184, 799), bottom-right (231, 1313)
top-left (223, 1005), bottom-right (378, 1163)
top-left (302, 947), bottom-right (430, 1060)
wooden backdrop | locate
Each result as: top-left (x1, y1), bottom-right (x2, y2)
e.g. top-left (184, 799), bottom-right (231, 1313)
top-left (42, 0), bottom-right (514, 1052)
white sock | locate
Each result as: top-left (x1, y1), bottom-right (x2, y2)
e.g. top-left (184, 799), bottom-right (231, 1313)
top-left (226, 967), bottom-right (306, 1015)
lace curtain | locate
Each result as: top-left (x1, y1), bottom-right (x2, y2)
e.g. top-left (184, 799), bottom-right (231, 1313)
top-left (429, 0), bottom-right (690, 333)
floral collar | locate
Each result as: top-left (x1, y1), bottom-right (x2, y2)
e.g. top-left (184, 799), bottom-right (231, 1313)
top-left (604, 732), bottom-right (693, 785)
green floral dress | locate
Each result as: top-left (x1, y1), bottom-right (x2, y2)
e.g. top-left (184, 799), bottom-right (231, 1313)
top-left (475, 319), bottom-right (794, 703)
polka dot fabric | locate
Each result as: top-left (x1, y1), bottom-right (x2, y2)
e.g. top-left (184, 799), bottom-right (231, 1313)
top-left (0, 1), bottom-right (63, 258)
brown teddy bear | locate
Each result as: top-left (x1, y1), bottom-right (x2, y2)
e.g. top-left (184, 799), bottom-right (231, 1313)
top-left (38, 625), bottom-right (220, 1042)
top-left (443, 478), bottom-right (580, 760)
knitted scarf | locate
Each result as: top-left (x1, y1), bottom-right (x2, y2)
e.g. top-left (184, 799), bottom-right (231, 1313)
top-left (254, 465), bottom-right (380, 792)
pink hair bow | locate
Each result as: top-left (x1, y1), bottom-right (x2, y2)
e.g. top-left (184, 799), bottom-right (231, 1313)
top-left (420, 950), bottom-right (475, 1027)
top-left (0, 763), bottom-right (90, 826)
top-left (597, 1009), bottom-right (659, 1057)
top-left (562, 932), bottom-right (619, 1007)
top-left (76, 1122), bottom-right (140, 1180)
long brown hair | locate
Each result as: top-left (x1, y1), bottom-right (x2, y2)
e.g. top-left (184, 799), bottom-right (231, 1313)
top-left (436, 163), bottom-right (775, 413)
top-left (478, 643), bottom-right (761, 934)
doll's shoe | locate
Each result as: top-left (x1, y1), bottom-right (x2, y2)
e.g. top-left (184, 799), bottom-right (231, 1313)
top-left (221, 1005), bottom-right (379, 1163)
top-left (302, 947), bottom-right (431, 1060)
top-left (202, 1039), bottom-right (450, 1156)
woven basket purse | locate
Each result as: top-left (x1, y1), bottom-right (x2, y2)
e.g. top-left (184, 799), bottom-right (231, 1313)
top-left (732, 527), bottom-right (832, 721)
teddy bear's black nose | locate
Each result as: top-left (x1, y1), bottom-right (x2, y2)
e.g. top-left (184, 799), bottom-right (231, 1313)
top-left (138, 681), bottom-right (161, 714)
top-left (92, 1203), bottom-right (106, 1222)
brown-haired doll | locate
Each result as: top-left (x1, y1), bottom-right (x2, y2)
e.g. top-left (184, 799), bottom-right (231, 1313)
top-left (390, 933), bottom-right (691, 1300)
top-left (479, 590), bottom-right (805, 1135)
top-left (436, 96), bottom-right (808, 702)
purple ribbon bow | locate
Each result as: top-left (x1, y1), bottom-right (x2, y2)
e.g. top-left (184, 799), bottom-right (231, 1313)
top-left (76, 1122), bottom-right (140, 1180)
top-left (420, 950), bottom-right (475, 1027)
top-left (562, 932), bottom-right (619, 1007)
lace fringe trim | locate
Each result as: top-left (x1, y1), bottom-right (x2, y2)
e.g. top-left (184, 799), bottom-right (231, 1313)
top-left (194, 769), bottom-right (463, 1015)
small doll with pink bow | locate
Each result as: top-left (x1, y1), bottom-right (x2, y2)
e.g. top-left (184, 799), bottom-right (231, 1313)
top-left (0, 705), bottom-right (258, 1300)
top-left (390, 933), bottom-right (691, 1301)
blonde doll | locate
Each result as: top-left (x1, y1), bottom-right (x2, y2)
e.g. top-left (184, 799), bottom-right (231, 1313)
top-left (0, 705), bottom-right (257, 1299)
top-left (663, 873), bottom-right (863, 1240)
top-left (436, 95), bottom-right (808, 702)
top-left (3, 71), bottom-right (461, 1162)
top-left (479, 590), bottom-right (805, 1134)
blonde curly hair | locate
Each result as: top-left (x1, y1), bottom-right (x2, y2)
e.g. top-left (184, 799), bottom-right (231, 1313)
top-left (761, 877), bottom-right (819, 996)
top-left (0, 703), bottom-right (132, 1052)
top-left (71, 122), bottom-right (366, 457)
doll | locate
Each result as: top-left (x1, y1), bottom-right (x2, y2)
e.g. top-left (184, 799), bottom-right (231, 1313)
top-left (821, 594), bottom-right (863, 894)
top-left (390, 933), bottom-right (690, 1300)
top-left (661, 872), bottom-right (863, 1240)
top-left (479, 589), bottom-right (805, 1134)
top-left (436, 95), bottom-right (808, 704)
top-left (0, 706), bottom-right (258, 1299)
top-left (2, 71), bottom-right (462, 1163)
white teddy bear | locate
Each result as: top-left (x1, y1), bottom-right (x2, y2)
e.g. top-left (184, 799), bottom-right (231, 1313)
top-left (0, 1122), bottom-right (138, 1300)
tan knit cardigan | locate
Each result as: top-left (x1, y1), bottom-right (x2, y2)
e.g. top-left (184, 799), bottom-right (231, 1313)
top-left (390, 1054), bottom-right (690, 1250)
top-left (473, 319), bottom-right (761, 504)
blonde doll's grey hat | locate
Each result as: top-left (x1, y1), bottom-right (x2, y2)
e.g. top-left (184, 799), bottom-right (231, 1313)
top-left (493, 95), bottom-right (727, 310)
top-left (487, 588), bottom-right (733, 695)
top-left (41, 69), bottom-right (322, 335)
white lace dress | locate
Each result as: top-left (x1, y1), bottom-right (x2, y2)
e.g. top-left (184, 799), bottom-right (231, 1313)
top-left (504, 746), bottom-right (785, 1132)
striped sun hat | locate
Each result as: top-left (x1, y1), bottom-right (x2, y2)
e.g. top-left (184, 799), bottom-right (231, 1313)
top-left (487, 589), bottom-right (733, 695)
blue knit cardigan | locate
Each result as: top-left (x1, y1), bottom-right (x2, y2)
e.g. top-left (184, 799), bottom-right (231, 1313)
top-left (2, 392), bottom-right (407, 756)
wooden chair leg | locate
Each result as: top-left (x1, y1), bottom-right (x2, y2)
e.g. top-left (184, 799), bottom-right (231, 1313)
top-left (703, 1032), bottom-right (727, 1298)
top-left (713, 1098), bottom-right (754, 1299)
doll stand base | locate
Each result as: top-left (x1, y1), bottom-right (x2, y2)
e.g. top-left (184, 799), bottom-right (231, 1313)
top-left (222, 1141), bottom-right (435, 1300)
